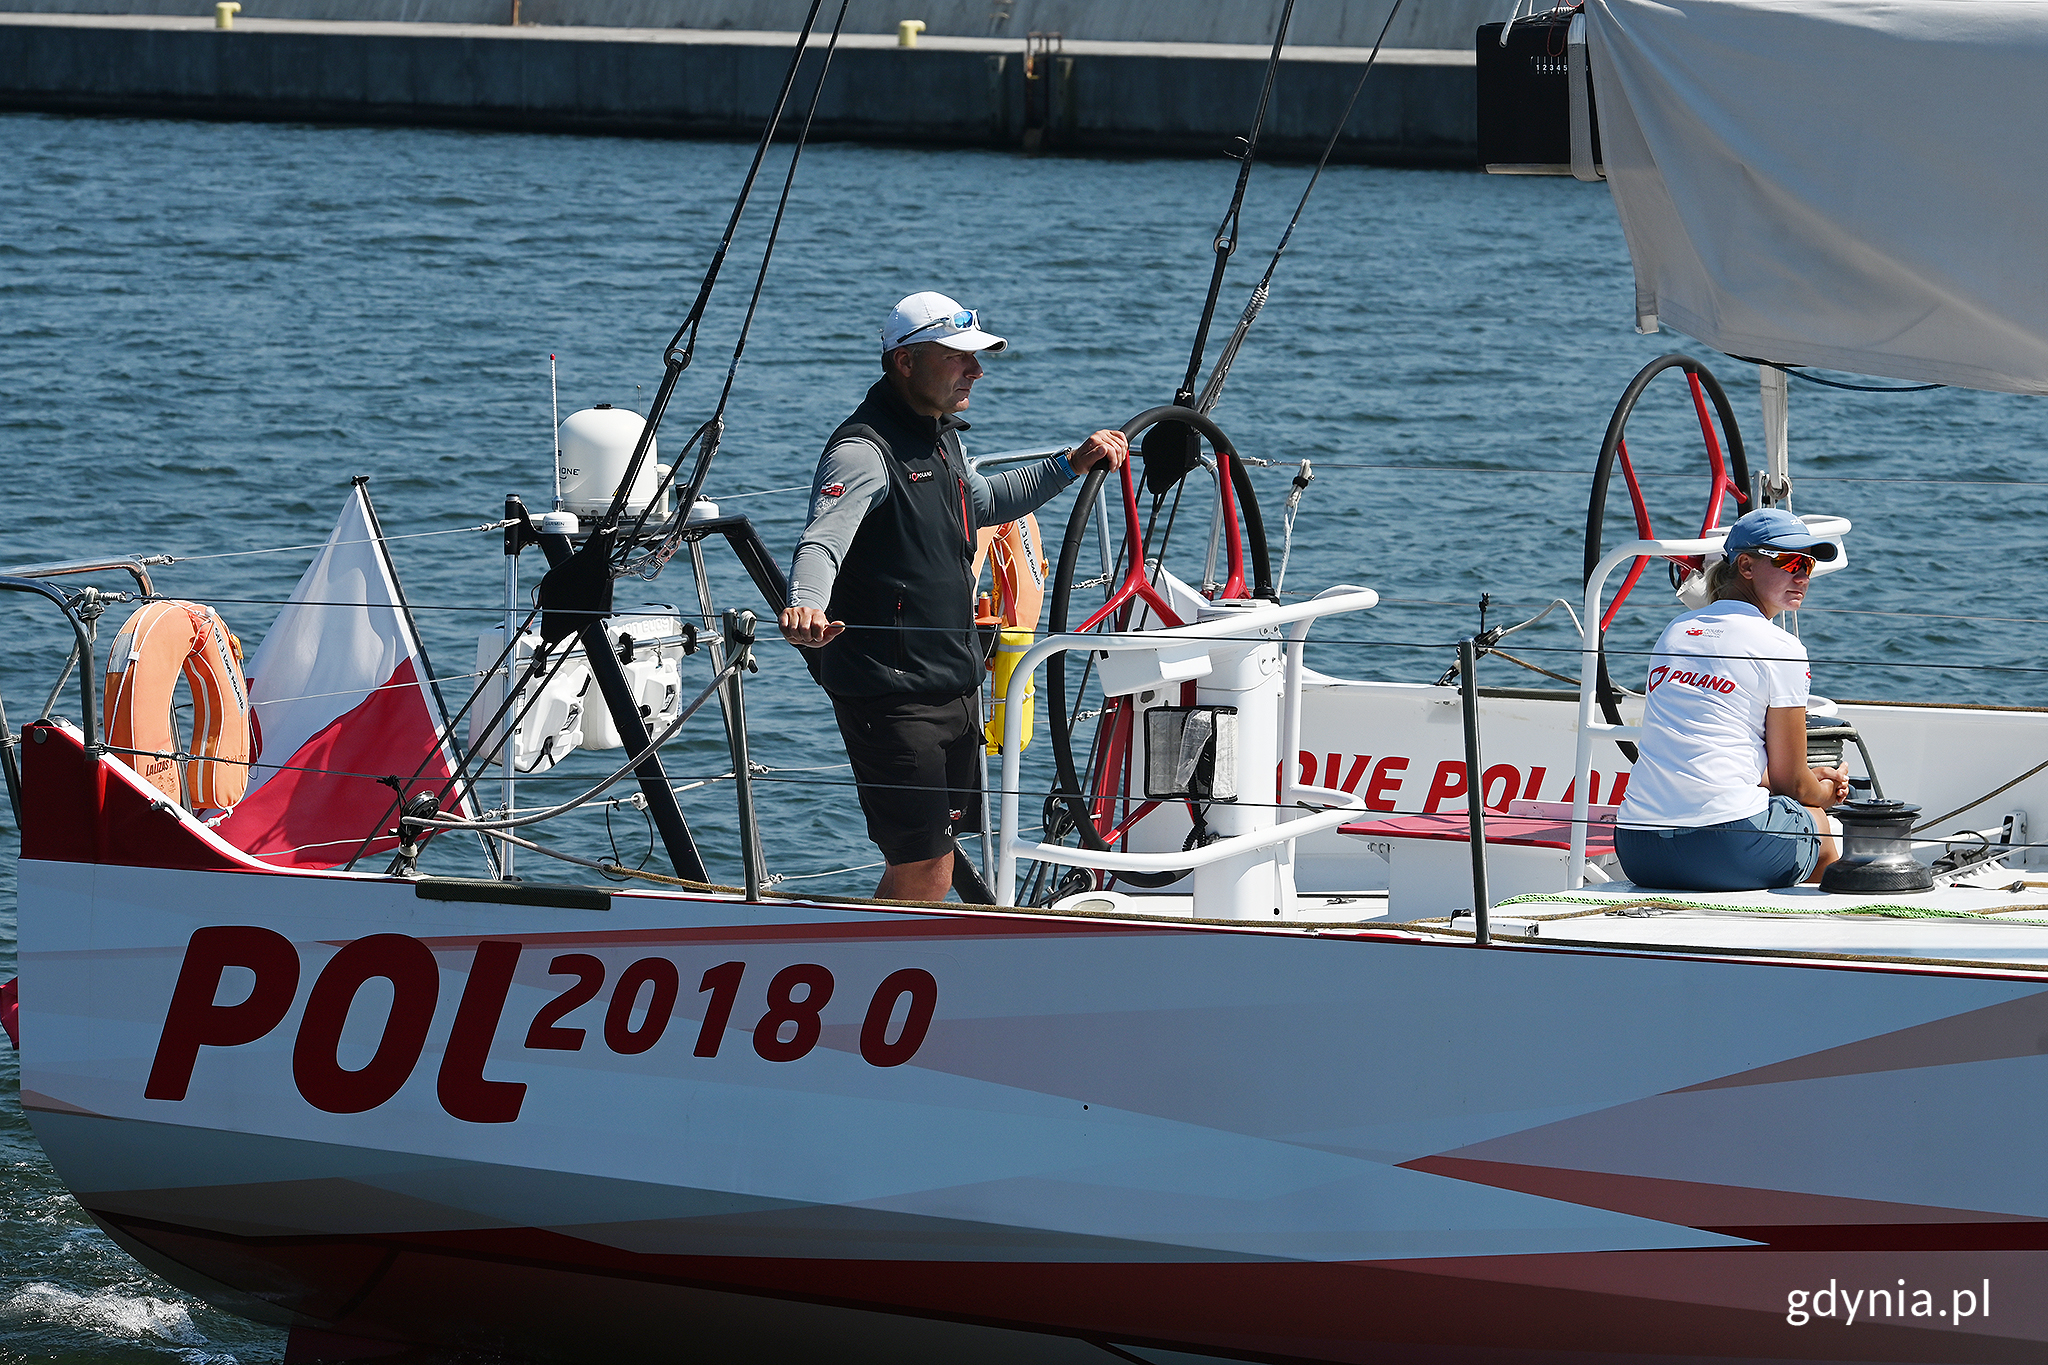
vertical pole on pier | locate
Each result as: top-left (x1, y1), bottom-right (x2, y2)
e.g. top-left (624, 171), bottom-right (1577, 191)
top-left (1458, 638), bottom-right (1492, 945)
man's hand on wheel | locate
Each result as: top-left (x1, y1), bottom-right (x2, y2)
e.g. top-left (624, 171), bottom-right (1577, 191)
top-left (778, 606), bottom-right (845, 649)
top-left (1069, 429), bottom-right (1129, 473)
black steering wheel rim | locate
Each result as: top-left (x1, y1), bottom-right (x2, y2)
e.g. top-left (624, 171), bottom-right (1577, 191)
top-left (1583, 355), bottom-right (1751, 763)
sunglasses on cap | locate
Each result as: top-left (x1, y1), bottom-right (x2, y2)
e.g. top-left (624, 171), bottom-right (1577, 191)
top-left (1751, 548), bottom-right (1817, 575)
top-left (898, 309), bottom-right (982, 343)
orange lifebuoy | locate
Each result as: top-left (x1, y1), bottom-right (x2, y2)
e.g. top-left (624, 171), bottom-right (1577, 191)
top-left (974, 515), bottom-right (1047, 753)
top-left (103, 600), bottom-right (252, 811)
top-left (973, 513), bottom-right (1047, 631)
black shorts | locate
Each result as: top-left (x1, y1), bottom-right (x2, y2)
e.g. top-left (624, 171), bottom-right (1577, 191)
top-left (829, 690), bottom-right (983, 866)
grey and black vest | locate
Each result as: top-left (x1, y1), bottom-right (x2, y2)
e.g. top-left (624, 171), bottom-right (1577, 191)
top-left (817, 380), bottom-right (981, 699)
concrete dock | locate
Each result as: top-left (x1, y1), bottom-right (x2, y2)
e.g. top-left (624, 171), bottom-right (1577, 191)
top-left (0, 12), bottom-right (1477, 164)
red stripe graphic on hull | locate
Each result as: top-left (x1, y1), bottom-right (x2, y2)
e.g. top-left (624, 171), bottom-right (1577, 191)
top-left (1405, 1155), bottom-right (2048, 1250)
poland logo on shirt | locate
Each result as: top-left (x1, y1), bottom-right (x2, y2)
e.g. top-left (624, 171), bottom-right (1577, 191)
top-left (1648, 664), bottom-right (1737, 695)
top-left (821, 483), bottom-right (845, 497)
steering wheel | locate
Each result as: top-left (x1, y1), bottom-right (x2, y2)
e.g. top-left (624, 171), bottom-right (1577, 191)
top-left (1583, 355), bottom-right (1751, 759)
top-left (1028, 406), bottom-right (1274, 901)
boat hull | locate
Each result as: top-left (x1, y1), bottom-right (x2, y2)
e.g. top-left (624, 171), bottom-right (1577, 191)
top-left (17, 727), bottom-right (2048, 1362)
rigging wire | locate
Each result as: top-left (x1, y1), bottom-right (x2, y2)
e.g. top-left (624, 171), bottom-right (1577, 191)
top-left (1172, 0), bottom-right (1297, 409)
top-left (337, 601), bottom-right (553, 870)
top-left (1274, 458), bottom-right (1314, 593)
top-left (1193, 0), bottom-right (1408, 415)
top-left (410, 651), bottom-right (748, 834)
top-left (593, 0), bottom-right (837, 534)
top-left (622, 0), bottom-right (853, 567)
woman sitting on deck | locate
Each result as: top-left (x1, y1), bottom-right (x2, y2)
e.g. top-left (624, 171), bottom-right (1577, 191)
top-left (1614, 508), bottom-right (1851, 891)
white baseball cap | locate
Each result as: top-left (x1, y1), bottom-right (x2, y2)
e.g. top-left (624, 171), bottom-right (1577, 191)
top-left (881, 291), bottom-right (1007, 354)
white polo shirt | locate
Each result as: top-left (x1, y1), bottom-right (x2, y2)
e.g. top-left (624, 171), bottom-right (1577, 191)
top-left (1617, 601), bottom-right (1810, 830)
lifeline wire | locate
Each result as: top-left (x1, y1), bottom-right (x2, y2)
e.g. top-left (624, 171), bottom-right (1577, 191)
top-left (712, 483), bottom-right (809, 501)
top-left (1235, 461), bottom-right (2048, 488)
top-left (90, 734), bottom-right (2048, 846)
top-left (158, 520), bottom-right (511, 563)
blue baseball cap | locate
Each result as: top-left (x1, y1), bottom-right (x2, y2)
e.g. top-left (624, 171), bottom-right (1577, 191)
top-left (1722, 508), bottom-right (1839, 561)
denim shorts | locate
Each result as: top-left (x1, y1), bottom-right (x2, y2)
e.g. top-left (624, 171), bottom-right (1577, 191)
top-left (1614, 795), bottom-right (1820, 892)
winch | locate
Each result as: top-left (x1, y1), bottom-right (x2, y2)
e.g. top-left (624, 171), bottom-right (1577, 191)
top-left (1821, 797), bottom-right (1934, 894)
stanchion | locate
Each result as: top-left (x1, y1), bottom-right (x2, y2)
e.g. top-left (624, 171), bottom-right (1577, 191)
top-left (723, 609), bottom-right (765, 901)
top-left (1458, 637), bottom-right (1492, 945)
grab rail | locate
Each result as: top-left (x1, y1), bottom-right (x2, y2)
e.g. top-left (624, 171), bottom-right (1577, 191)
top-left (2, 555), bottom-right (160, 596)
top-left (997, 587), bottom-right (1378, 904)
top-left (0, 576), bottom-right (104, 826)
top-left (1570, 517), bottom-right (1850, 886)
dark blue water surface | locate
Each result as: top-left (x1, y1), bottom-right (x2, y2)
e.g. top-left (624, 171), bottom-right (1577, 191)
top-left (5, 111), bottom-right (2048, 1362)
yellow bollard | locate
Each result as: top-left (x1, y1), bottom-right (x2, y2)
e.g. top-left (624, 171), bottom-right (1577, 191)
top-left (215, 2), bottom-right (241, 29)
top-left (985, 628), bottom-right (1035, 754)
top-left (897, 19), bottom-right (926, 47)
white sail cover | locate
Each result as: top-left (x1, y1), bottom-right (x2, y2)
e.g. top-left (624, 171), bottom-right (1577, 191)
top-left (1586, 0), bottom-right (2048, 393)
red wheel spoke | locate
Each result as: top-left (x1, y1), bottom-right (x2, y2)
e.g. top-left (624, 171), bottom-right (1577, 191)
top-left (1101, 801), bottom-right (1161, 846)
top-left (1078, 460), bottom-right (1186, 633)
top-left (1090, 699), bottom-right (1132, 839)
top-left (1619, 438), bottom-right (1653, 538)
top-left (1601, 438), bottom-right (1655, 631)
top-left (1678, 371), bottom-right (1744, 575)
top-left (1216, 447), bottom-right (1248, 601)
top-left (1686, 371), bottom-right (1736, 529)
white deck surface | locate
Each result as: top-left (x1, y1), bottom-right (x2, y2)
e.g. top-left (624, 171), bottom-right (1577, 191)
top-left (1056, 879), bottom-right (2048, 971)
top-left (1474, 878), bottom-right (2048, 969)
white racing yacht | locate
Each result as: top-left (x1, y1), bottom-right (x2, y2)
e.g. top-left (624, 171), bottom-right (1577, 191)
top-left (7, 1), bottom-right (2048, 1360)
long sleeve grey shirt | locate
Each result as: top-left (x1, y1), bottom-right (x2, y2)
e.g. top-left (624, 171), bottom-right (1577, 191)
top-left (787, 441), bottom-right (1075, 609)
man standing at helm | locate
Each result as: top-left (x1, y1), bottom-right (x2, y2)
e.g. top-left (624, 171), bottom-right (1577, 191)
top-left (780, 291), bottom-right (1128, 903)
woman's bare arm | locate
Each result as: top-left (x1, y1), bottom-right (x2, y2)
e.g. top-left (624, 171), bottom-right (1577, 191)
top-left (1765, 706), bottom-right (1850, 807)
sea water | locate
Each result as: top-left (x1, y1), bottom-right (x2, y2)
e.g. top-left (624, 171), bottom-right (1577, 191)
top-left (5, 111), bottom-right (2047, 1362)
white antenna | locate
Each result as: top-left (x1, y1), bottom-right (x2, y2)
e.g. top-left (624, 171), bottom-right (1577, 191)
top-left (550, 353), bottom-right (563, 510)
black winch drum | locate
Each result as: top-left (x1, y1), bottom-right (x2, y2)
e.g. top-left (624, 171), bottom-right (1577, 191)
top-left (1821, 800), bottom-right (1934, 894)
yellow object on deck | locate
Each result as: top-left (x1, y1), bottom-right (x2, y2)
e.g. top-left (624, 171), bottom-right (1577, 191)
top-left (215, 2), bottom-right (241, 29)
top-left (898, 19), bottom-right (926, 47)
top-left (986, 627), bottom-right (1035, 754)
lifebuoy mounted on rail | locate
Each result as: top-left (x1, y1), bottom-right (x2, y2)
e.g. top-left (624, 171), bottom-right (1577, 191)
top-left (974, 514), bottom-right (1047, 753)
top-left (103, 600), bottom-right (253, 811)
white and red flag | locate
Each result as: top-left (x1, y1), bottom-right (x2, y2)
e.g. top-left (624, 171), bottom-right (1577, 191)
top-left (214, 480), bottom-right (476, 868)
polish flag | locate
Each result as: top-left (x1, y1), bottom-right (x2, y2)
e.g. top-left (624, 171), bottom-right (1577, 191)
top-left (213, 481), bottom-right (476, 869)
top-left (1, 977), bottom-right (16, 1048)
